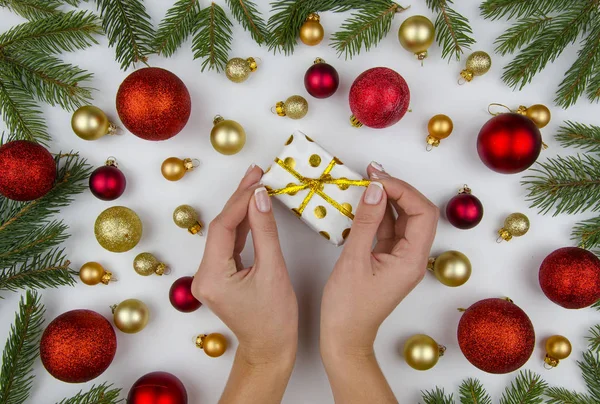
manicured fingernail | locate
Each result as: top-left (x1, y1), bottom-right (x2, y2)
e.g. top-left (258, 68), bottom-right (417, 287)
top-left (364, 182), bottom-right (384, 205)
top-left (254, 187), bottom-right (271, 212)
top-left (245, 163), bottom-right (256, 175)
top-left (370, 172), bottom-right (380, 180)
top-left (370, 161), bottom-right (385, 172)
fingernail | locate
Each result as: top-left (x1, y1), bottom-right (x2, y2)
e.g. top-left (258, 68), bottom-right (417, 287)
top-left (254, 187), bottom-right (271, 212)
top-left (370, 172), bottom-right (380, 180)
top-left (245, 163), bottom-right (256, 175)
top-left (370, 161), bottom-right (385, 172)
top-left (364, 182), bottom-right (384, 205)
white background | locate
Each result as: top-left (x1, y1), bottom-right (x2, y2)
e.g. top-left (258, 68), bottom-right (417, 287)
top-left (1, 1), bottom-right (598, 403)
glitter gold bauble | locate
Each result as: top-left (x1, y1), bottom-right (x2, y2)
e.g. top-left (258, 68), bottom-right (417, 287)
top-left (299, 13), bottom-right (324, 46)
top-left (225, 57), bottom-right (258, 83)
top-left (498, 213), bottom-right (530, 242)
top-left (210, 116), bottom-right (246, 155)
top-left (274, 95), bottom-right (308, 120)
top-left (112, 299), bottom-right (149, 334)
top-left (460, 51), bottom-right (492, 82)
top-left (403, 334), bottom-right (445, 371)
top-left (71, 106), bottom-right (117, 141)
top-left (173, 204), bottom-right (203, 235)
top-left (94, 206), bottom-right (143, 253)
top-left (517, 104), bottom-right (551, 128)
top-left (426, 114), bottom-right (453, 150)
top-left (427, 251), bottom-right (471, 287)
top-left (79, 262), bottom-right (113, 286)
top-left (398, 15), bottom-right (435, 61)
top-left (544, 335), bottom-right (572, 368)
top-left (196, 333), bottom-right (227, 357)
top-left (161, 157), bottom-right (197, 181)
top-left (133, 252), bottom-right (168, 276)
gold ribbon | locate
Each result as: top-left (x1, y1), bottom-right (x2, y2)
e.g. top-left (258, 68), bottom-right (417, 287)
top-left (267, 157), bottom-right (370, 220)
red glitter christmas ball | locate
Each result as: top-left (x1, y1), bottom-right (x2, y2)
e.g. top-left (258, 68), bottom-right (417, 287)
top-left (457, 298), bottom-right (535, 374)
top-left (0, 140), bottom-right (56, 201)
top-left (349, 67), bottom-right (410, 129)
top-left (445, 187), bottom-right (483, 229)
top-left (116, 67), bottom-right (191, 141)
top-left (40, 309), bottom-right (117, 383)
top-left (304, 60), bottom-right (339, 99)
top-left (89, 163), bottom-right (126, 201)
top-left (169, 276), bottom-right (202, 313)
top-left (477, 113), bottom-right (542, 174)
top-left (539, 247), bottom-right (600, 309)
top-left (127, 371), bottom-right (188, 404)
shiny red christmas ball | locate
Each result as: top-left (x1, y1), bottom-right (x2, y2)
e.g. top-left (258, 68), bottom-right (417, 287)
top-left (127, 371), bottom-right (188, 404)
top-left (349, 67), bottom-right (410, 129)
top-left (539, 247), bottom-right (600, 309)
top-left (0, 140), bottom-right (56, 201)
top-left (40, 309), bottom-right (117, 383)
top-left (89, 163), bottom-right (126, 201)
top-left (445, 188), bottom-right (483, 229)
top-left (304, 60), bottom-right (339, 99)
top-left (477, 113), bottom-right (542, 174)
top-left (169, 276), bottom-right (202, 313)
top-left (458, 298), bottom-right (535, 374)
top-left (116, 67), bottom-right (191, 141)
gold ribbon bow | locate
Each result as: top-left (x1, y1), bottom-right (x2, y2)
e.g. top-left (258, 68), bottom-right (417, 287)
top-left (267, 157), bottom-right (370, 220)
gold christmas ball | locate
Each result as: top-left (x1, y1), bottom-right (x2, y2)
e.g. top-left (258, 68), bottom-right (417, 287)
top-left (428, 251), bottom-right (471, 287)
top-left (71, 106), bottom-right (116, 141)
top-left (461, 51), bottom-right (492, 81)
top-left (524, 104), bottom-right (551, 128)
top-left (426, 114), bottom-right (453, 149)
top-left (94, 206), bottom-right (143, 253)
top-left (545, 335), bottom-right (572, 367)
top-left (276, 95), bottom-right (309, 120)
top-left (403, 334), bottom-right (444, 371)
top-left (299, 13), bottom-right (324, 46)
top-left (79, 262), bottom-right (112, 286)
top-left (498, 213), bottom-right (530, 242)
top-left (133, 252), bottom-right (167, 276)
top-left (112, 299), bottom-right (149, 334)
top-left (210, 116), bottom-right (246, 155)
top-left (196, 333), bottom-right (227, 357)
top-left (226, 57), bottom-right (257, 83)
top-left (161, 157), bottom-right (194, 181)
top-left (398, 15), bottom-right (435, 60)
top-left (173, 204), bottom-right (203, 234)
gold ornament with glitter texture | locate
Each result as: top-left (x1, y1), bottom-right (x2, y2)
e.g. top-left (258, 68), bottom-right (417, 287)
top-left (173, 205), bottom-right (204, 235)
top-left (226, 57), bottom-right (258, 83)
top-left (273, 96), bottom-right (308, 120)
top-left (94, 206), bottom-right (142, 252)
top-left (133, 252), bottom-right (168, 276)
top-left (460, 51), bottom-right (492, 83)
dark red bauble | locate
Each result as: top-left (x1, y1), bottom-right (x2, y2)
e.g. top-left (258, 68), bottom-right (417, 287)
top-left (445, 188), bottom-right (483, 229)
top-left (169, 276), bottom-right (202, 313)
top-left (539, 247), bottom-right (600, 309)
top-left (127, 371), bottom-right (188, 404)
top-left (89, 163), bottom-right (126, 201)
top-left (477, 113), bottom-right (542, 174)
top-left (349, 67), bottom-right (410, 129)
top-left (0, 140), bottom-right (56, 201)
top-left (40, 309), bottom-right (117, 383)
top-left (116, 67), bottom-right (191, 141)
top-left (458, 298), bottom-right (535, 374)
top-left (304, 60), bottom-right (339, 99)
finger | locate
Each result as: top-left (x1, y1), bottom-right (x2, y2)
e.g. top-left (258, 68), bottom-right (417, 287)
top-left (373, 203), bottom-right (396, 253)
top-left (367, 162), bottom-right (407, 239)
top-left (248, 187), bottom-right (285, 267)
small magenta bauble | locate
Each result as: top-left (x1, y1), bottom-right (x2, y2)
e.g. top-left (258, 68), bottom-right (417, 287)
top-left (89, 157), bottom-right (126, 201)
top-left (304, 58), bottom-right (339, 99)
top-left (445, 185), bottom-right (483, 230)
top-left (170, 276), bottom-right (202, 312)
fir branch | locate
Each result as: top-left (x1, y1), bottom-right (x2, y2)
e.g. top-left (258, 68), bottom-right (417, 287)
top-left (499, 370), bottom-right (547, 404)
top-left (594, 300), bottom-right (600, 311)
top-left (95, 0), bottom-right (155, 70)
top-left (153, 0), bottom-right (201, 57)
top-left (425, 0), bottom-right (475, 61)
top-left (421, 387), bottom-right (455, 404)
top-left (572, 216), bottom-right (600, 251)
top-left (556, 121), bottom-right (600, 153)
top-left (480, 0), bottom-right (572, 21)
top-left (0, 221), bottom-right (68, 269)
top-left (494, 16), bottom-right (553, 56)
top-left (458, 378), bottom-right (492, 404)
top-left (0, 290), bottom-right (44, 404)
top-left (589, 325), bottom-right (600, 353)
top-left (522, 154), bottom-right (600, 215)
top-left (266, 0), bottom-right (312, 55)
top-left (62, 0), bottom-right (81, 6)
top-left (580, 350), bottom-right (600, 402)
top-left (192, 2), bottom-right (233, 72)
top-left (56, 383), bottom-right (122, 404)
top-left (545, 387), bottom-right (594, 404)
top-left (0, 0), bottom-right (62, 20)
top-left (226, 0), bottom-right (269, 45)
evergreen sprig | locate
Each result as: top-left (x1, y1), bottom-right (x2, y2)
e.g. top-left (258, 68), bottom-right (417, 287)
top-left (494, 16), bottom-right (553, 56)
top-left (572, 216), bottom-right (600, 251)
top-left (192, 2), bottom-right (233, 72)
top-left (154, 0), bottom-right (201, 57)
top-left (545, 387), bottom-right (594, 404)
top-left (421, 387), bottom-right (454, 404)
top-left (266, 0), bottom-right (312, 56)
top-left (56, 383), bottom-right (122, 404)
top-left (480, 0), bottom-right (572, 21)
top-left (499, 370), bottom-right (547, 404)
top-left (425, 0), bottom-right (475, 61)
top-left (556, 121), bottom-right (600, 153)
top-left (0, 0), bottom-right (62, 20)
top-left (589, 325), bottom-right (600, 353)
top-left (580, 351), bottom-right (600, 402)
top-left (0, 76), bottom-right (48, 144)
top-left (226, 0), bottom-right (269, 45)
top-left (458, 378), bottom-right (492, 404)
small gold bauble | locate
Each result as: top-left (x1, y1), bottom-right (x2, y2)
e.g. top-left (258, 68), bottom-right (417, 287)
top-left (518, 104), bottom-right (551, 128)
top-left (173, 204), bottom-right (203, 235)
top-left (94, 206), bottom-right (142, 253)
top-left (398, 15), bottom-right (435, 60)
top-left (299, 13), bottom-right (324, 46)
top-left (225, 57), bottom-right (258, 83)
top-left (71, 106), bottom-right (117, 141)
top-left (428, 251), bottom-right (471, 287)
top-left (544, 335), bottom-right (572, 367)
top-left (498, 213), bottom-right (530, 242)
top-left (112, 298), bottom-right (149, 334)
top-left (196, 333), bottom-right (227, 357)
top-left (161, 157), bottom-right (195, 181)
top-left (133, 252), bottom-right (167, 276)
top-left (275, 95), bottom-right (308, 120)
top-left (460, 51), bottom-right (492, 82)
top-left (79, 262), bottom-right (112, 286)
top-left (403, 334), bottom-right (445, 371)
top-left (426, 114), bottom-right (453, 150)
top-left (210, 115), bottom-right (246, 155)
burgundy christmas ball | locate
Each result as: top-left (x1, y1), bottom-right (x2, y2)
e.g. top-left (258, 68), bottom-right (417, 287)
top-left (349, 67), bottom-right (410, 129)
top-left (458, 298), bottom-right (535, 374)
top-left (304, 60), bottom-right (339, 99)
top-left (539, 247), bottom-right (600, 309)
top-left (445, 187), bottom-right (483, 229)
top-left (477, 113), bottom-right (542, 174)
top-left (0, 140), bottom-right (56, 201)
top-left (89, 163), bottom-right (126, 201)
top-left (127, 371), bottom-right (188, 404)
top-left (116, 67), bottom-right (191, 141)
top-left (169, 276), bottom-right (202, 313)
top-left (40, 309), bottom-right (117, 383)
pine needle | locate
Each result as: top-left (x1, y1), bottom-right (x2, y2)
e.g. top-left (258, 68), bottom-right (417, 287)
top-left (494, 16), bottom-right (553, 56)
top-left (192, 2), bottom-right (233, 72)
top-left (589, 325), bottom-right (600, 353)
top-left (579, 351), bottom-right (600, 402)
top-left (421, 387), bottom-right (455, 404)
top-left (56, 383), bottom-right (122, 404)
top-left (594, 300), bottom-right (600, 311)
top-left (480, 0), bottom-right (572, 21)
top-left (0, 0), bottom-right (62, 20)
top-left (154, 0), bottom-right (201, 57)
top-left (458, 378), bottom-right (492, 404)
top-left (266, 0), bottom-right (313, 56)
top-left (0, 77), bottom-right (49, 144)
top-left (226, 0), bottom-right (269, 45)
top-left (556, 121), bottom-right (600, 154)
top-left (0, 221), bottom-right (68, 269)
top-left (426, 0), bottom-right (475, 61)
top-left (572, 216), bottom-right (600, 251)
top-left (499, 370), bottom-right (547, 404)
top-left (545, 387), bottom-right (593, 404)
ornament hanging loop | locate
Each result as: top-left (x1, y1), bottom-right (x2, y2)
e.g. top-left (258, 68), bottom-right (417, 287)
top-left (106, 156), bottom-right (118, 167)
top-left (191, 158), bottom-right (201, 169)
top-left (438, 344), bottom-right (447, 357)
top-left (213, 115), bottom-right (224, 125)
top-left (544, 355), bottom-right (559, 370)
top-left (488, 103), bottom-right (512, 116)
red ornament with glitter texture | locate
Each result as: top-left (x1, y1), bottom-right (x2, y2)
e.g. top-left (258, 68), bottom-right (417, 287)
top-left (127, 371), bottom-right (188, 404)
top-left (169, 276), bottom-right (202, 313)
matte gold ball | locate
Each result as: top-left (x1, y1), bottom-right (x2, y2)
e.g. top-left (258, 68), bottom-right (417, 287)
top-left (133, 252), bottom-right (166, 276)
top-left (71, 106), bottom-right (112, 141)
top-left (79, 262), bottom-right (110, 286)
top-left (161, 157), bottom-right (191, 181)
top-left (211, 117), bottom-right (246, 155)
top-left (504, 213), bottom-right (530, 237)
top-left (112, 299), bottom-right (149, 334)
top-left (546, 335), bottom-right (572, 360)
top-left (299, 14), bottom-right (324, 46)
top-left (94, 206), bottom-right (142, 253)
top-left (398, 15), bottom-right (435, 59)
top-left (428, 114), bottom-right (454, 140)
top-left (226, 57), bottom-right (255, 83)
top-left (525, 104), bottom-right (551, 128)
top-left (283, 95), bottom-right (309, 120)
top-left (465, 51), bottom-right (492, 76)
top-left (429, 251), bottom-right (472, 287)
top-left (197, 333), bottom-right (228, 357)
top-left (403, 334), bottom-right (443, 371)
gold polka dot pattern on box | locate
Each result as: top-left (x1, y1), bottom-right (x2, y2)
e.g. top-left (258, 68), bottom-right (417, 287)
top-left (285, 135), bottom-right (294, 145)
top-left (342, 203), bottom-right (353, 213)
top-left (284, 157), bottom-right (296, 169)
top-left (309, 154), bottom-right (321, 167)
top-left (342, 228), bottom-right (351, 239)
top-left (319, 231), bottom-right (330, 240)
top-left (314, 205), bottom-right (327, 219)
top-left (337, 177), bottom-right (350, 190)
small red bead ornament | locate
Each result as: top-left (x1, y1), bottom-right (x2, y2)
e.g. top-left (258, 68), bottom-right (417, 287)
top-left (89, 157), bottom-right (126, 201)
top-left (304, 58), bottom-right (339, 99)
top-left (445, 185), bottom-right (484, 230)
top-left (169, 276), bottom-right (202, 313)
top-left (127, 371), bottom-right (188, 404)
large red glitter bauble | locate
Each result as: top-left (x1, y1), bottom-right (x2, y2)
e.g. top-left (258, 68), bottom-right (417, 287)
top-left (127, 371), bottom-right (188, 404)
top-left (40, 309), bottom-right (117, 383)
top-left (477, 113), bottom-right (542, 174)
top-left (0, 140), bottom-right (56, 201)
top-left (457, 298), bottom-right (535, 374)
top-left (116, 67), bottom-right (191, 141)
top-left (304, 61), bottom-right (339, 99)
top-left (169, 276), bottom-right (202, 313)
top-left (89, 164), bottom-right (126, 201)
top-left (446, 191), bottom-right (483, 229)
top-left (349, 67), bottom-right (410, 129)
top-left (539, 247), bottom-right (600, 309)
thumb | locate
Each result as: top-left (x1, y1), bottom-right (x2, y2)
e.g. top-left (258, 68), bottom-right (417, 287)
top-left (248, 187), bottom-right (285, 266)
